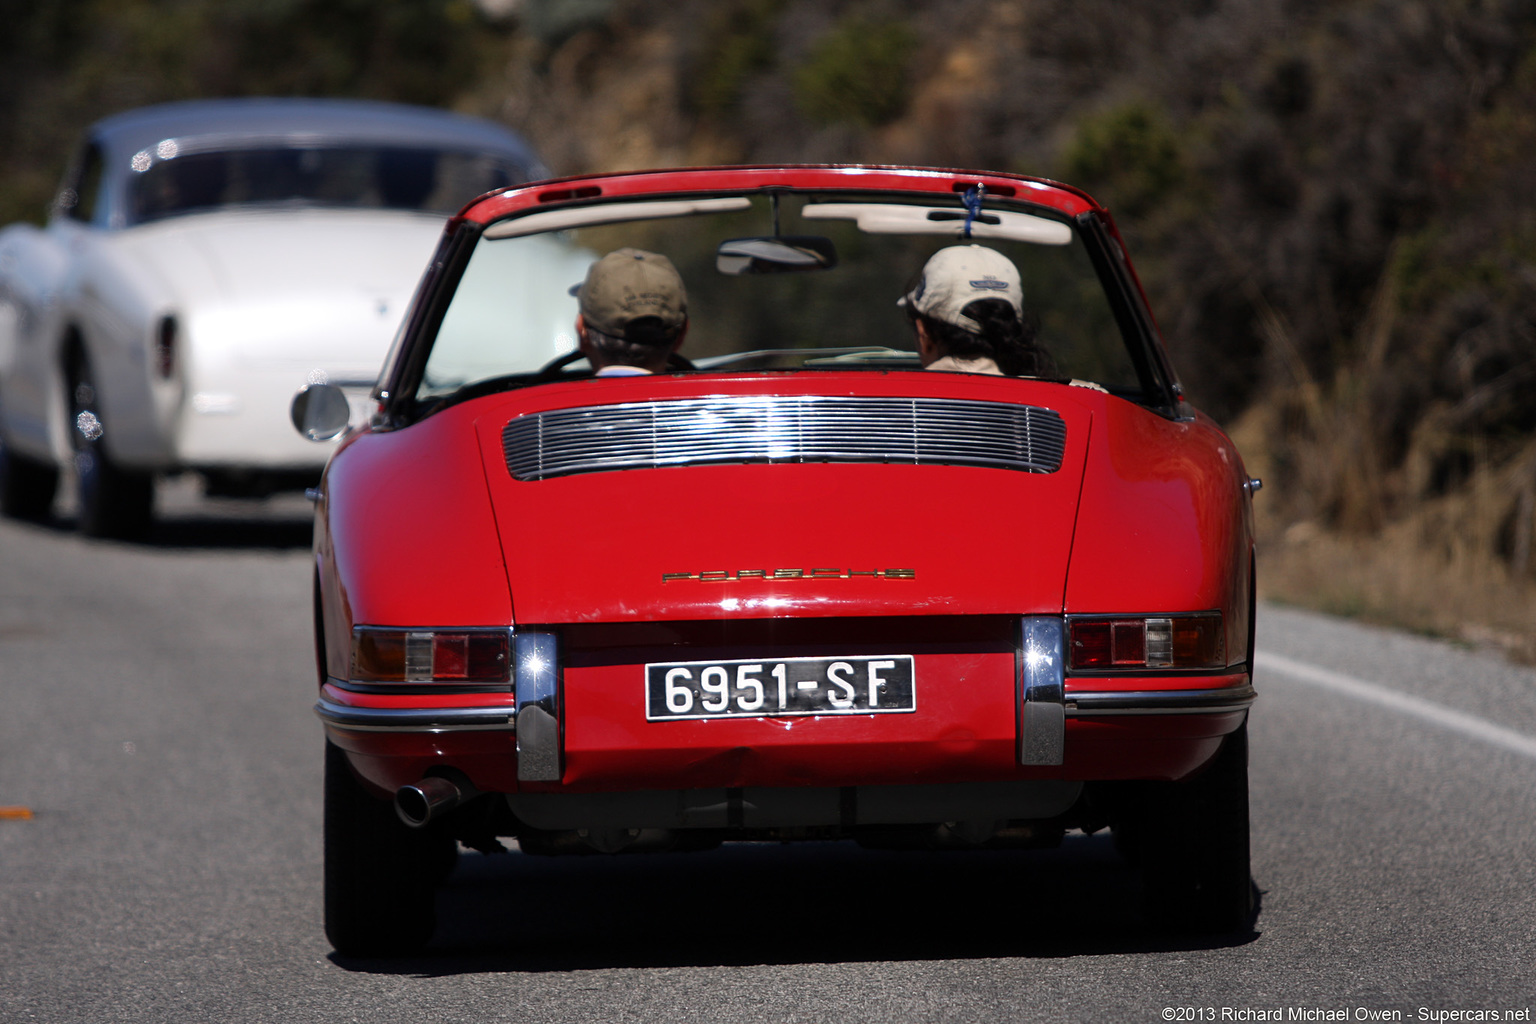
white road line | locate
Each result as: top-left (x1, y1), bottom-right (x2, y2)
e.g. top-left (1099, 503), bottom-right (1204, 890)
top-left (1255, 650), bottom-right (1536, 760)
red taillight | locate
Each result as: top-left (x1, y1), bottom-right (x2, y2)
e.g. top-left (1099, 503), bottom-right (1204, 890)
top-left (1071, 620), bottom-right (1112, 667)
top-left (1067, 619), bottom-right (1150, 667)
top-left (432, 632), bottom-right (510, 680)
top-left (351, 628), bottom-right (510, 683)
top-left (1111, 620), bottom-right (1147, 665)
top-left (1068, 615), bottom-right (1223, 670)
top-left (432, 633), bottom-right (469, 678)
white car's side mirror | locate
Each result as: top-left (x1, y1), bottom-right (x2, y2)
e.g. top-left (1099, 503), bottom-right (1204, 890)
top-left (290, 384), bottom-right (351, 442)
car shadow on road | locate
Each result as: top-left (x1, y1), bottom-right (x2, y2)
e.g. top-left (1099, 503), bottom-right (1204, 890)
top-left (331, 833), bottom-right (1262, 975)
top-left (22, 510), bottom-right (314, 550)
top-left (15, 473), bottom-right (316, 550)
top-left (138, 514), bottom-right (314, 550)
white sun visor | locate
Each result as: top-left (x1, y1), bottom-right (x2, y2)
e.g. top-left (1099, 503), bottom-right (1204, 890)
top-left (801, 203), bottom-right (1073, 246)
top-left (484, 197), bottom-right (754, 239)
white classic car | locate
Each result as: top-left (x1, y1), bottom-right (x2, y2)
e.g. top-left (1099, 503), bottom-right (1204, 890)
top-left (0, 98), bottom-right (545, 536)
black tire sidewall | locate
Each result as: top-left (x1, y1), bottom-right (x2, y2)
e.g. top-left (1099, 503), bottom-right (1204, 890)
top-left (1128, 722), bottom-right (1254, 933)
top-left (323, 740), bottom-right (446, 956)
top-left (67, 358), bottom-right (153, 539)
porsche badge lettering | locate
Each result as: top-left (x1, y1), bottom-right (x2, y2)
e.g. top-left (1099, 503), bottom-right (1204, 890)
top-left (662, 568), bottom-right (916, 583)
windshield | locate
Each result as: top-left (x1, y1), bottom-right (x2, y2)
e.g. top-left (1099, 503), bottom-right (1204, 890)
top-left (413, 190), bottom-right (1146, 406)
top-left (127, 145), bottom-right (529, 224)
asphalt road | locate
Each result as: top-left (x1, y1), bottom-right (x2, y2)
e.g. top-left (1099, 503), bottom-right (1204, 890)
top-left (2, 484), bottom-right (1533, 1022)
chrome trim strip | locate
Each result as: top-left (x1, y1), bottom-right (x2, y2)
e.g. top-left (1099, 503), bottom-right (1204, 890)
top-left (502, 396), bottom-right (1068, 481)
top-left (1019, 617), bottom-right (1065, 765)
top-left (1066, 685), bottom-right (1257, 716)
top-left (314, 698), bottom-right (514, 732)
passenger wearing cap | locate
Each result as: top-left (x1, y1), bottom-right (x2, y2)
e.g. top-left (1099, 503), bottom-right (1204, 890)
top-left (575, 247), bottom-right (689, 376)
top-left (899, 244), bottom-right (1054, 377)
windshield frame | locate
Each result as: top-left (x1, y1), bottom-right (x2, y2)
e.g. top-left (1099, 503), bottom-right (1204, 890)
top-left (375, 170), bottom-right (1183, 427)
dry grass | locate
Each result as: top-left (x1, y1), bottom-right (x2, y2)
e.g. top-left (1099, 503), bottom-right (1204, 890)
top-left (1230, 404), bottom-right (1536, 665)
top-left (1257, 520), bottom-right (1536, 664)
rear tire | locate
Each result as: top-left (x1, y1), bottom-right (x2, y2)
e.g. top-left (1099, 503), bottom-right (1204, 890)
top-left (1117, 722), bottom-right (1254, 933)
top-left (0, 435), bottom-right (58, 521)
top-left (66, 356), bottom-right (153, 539)
top-left (323, 740), bottom-right (450, 956)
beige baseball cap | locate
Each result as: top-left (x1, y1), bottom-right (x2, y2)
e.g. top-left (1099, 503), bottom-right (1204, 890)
top-left (898, 244), bottom-right (1023, 333)
top-left (577, 248), bottom-right (688, 337)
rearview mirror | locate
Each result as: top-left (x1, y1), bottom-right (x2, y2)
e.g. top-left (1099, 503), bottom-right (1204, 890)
top-left (290, 383), bottom-right (351, 442)
top-left (716, 236), bottom-right (837, 275)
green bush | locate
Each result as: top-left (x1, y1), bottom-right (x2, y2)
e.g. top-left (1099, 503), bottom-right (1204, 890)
top-left (1062, 102), bottom-right (1185, 217)
top-left (691, 0), bottom-right (785, 119)
top-left (792, 16), bottom-right (916, 128)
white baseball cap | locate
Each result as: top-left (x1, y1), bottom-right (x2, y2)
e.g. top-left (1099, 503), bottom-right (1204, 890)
top-left (897, 245), bottom-right (1023, 333)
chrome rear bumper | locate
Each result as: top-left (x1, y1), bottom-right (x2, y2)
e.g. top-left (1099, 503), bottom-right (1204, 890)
top-left (315, 698), bottom-right (513, 732)
top-left (1066, 683), bottom-right (1256, 716)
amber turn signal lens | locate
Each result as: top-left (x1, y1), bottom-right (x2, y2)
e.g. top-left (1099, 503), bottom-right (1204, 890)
top-left (1170, 615), bottom-right (1224, 668)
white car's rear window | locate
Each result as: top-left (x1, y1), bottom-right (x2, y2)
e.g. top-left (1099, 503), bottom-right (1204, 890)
top-left (127, 146), bottom-right (526, 224)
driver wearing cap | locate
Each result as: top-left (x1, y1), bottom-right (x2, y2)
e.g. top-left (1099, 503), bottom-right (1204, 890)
top-left (575, 248), bottom-right (689, 376)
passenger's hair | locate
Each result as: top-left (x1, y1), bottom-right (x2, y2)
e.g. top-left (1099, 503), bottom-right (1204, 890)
top-left (585, 315), bottom-right (684, 365)
top-left (910, 298), bottom-right (1056, 377)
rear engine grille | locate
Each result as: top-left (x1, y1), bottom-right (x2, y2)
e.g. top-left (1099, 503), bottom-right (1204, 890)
top-left (501, 396), bottom-right (1067, 481)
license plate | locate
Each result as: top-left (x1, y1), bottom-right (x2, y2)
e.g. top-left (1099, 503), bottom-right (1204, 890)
top-left (645, 655), bottom-right (916, 721)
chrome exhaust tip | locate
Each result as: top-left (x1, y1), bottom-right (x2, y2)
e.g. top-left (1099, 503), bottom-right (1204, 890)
top-left (395, 776), bottom-right (468, 828)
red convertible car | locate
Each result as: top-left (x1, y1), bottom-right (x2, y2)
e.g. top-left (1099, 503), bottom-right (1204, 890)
top-left (295, 165), bottom-right (1259, 955)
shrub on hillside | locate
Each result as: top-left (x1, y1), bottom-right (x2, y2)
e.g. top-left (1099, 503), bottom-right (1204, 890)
top-left (791, 15), bottom-right (916, 128)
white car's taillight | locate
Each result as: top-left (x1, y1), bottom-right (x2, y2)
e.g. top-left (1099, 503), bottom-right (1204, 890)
top-left (351, 627), bottom-right (511, 683)
top-left (1068, 614), bottom-right (1224, 670)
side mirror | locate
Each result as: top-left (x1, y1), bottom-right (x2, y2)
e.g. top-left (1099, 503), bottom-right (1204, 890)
top-left (716, 235), bottom-right (837, 275)
top-left (290, 384), bottom-right (351, 442)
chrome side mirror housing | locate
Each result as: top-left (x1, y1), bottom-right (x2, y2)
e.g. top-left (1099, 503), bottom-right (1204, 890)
top-left (290, 383), bottom-right (351, 442)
